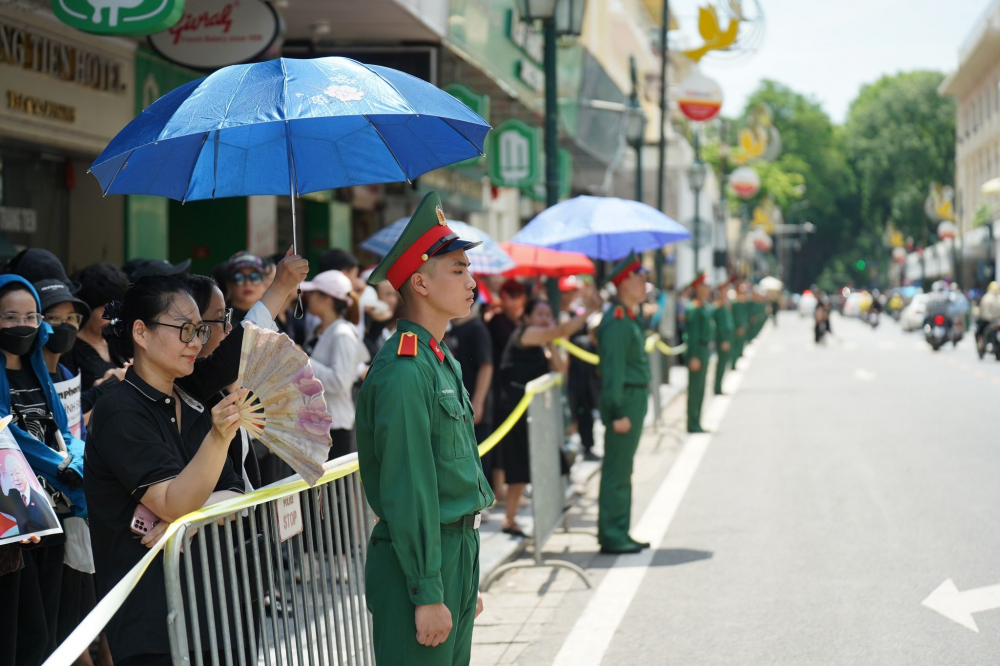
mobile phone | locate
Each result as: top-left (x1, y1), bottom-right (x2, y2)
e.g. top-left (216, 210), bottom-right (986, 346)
top-left (130, 503), bottom-right (161, 536)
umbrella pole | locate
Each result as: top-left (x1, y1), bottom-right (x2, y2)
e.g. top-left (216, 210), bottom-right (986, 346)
top-left (287, 126), bottom-right (304, 319)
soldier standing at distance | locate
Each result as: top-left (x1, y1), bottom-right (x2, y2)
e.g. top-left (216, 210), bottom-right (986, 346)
top-left (730, 282), bottom-right (748, 370)
top-left (683, 273), bottom-right (713, 433)
top-left (712, 283), bottom-right (735, 396)
top-left (356, 192), bottom-right (494, 666)
top-left (596, 251), bottom-right (651, 555)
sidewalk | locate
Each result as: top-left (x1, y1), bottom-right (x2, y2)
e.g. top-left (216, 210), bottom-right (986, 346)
top-left (477, 367), bottom-right (690, 579)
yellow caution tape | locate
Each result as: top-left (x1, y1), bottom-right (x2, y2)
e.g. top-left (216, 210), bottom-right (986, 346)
top-left (478, 372), bottom-right (562, 457)
top-left (553, 338), bottom-right (600, 365)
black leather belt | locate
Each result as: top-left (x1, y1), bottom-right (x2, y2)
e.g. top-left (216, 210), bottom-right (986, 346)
top-left (444, 513), bottom-right (481, 530)
top-left (625, 383), bottom-right (648, 389)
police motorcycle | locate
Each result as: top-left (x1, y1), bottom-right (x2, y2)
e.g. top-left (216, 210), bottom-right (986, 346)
top-left (923, 313), bottom-right (953, 351)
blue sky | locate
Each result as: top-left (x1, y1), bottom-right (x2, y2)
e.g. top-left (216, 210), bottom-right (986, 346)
top-left (674, 0), bottom-right (990, 122)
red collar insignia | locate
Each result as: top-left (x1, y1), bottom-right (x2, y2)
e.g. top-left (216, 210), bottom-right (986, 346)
top-left (614, 306), bottom-right (624, 319)
top-left (428, 337), bottom-right (445, 362)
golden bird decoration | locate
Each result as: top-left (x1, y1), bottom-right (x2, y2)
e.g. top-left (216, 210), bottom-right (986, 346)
top-left (682, 4), bottom-right (741, 63)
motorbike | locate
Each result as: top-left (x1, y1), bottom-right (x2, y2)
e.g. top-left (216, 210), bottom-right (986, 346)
top-left (924, 314), bottom-right (952, 351)
top-left (867, 309), bottom-right (880, 329)
top-left (976, 319), bottom-right (1000, 360)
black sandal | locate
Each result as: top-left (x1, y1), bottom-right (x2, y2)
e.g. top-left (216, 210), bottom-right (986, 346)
top-left (502, 525), bottom-right (528, 538)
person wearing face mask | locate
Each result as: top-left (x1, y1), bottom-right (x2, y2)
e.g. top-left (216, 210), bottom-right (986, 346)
top-left (0, 275), bottom-right (88, 665)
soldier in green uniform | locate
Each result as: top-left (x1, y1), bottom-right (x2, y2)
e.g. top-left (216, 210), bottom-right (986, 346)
top-left (357, 192), bottom-right (494, 666)
top-left (730, 282), bottom-right (748, 370)
top-left (712, 282), bottom-right (735, 395)
top-left (596, 251), bottom-right (652, 555)
top-left (683, 272), bottom-right (713, 433)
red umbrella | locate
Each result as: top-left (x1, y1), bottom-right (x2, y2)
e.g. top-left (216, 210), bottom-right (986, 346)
top-left (499, 242), bottom-right (595, 278)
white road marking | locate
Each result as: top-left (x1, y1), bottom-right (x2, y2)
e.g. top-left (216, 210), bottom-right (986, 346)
top-left (550, 339), bottom-right (753, 666)
top-left (854, 369), bottom-right (876, 381)
top-left (922, 579), bottom-right (1000, 632)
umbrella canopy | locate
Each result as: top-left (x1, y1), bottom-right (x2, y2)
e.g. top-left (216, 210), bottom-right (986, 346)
top-left (499, 243), bottom-right (595, 278)
top-left (759, 276), bottom-right (783, 292)
top-left (360, 218), bottom-right (514, 275)
top-left (512, 196), bottom-right (691, 261)
top-left (89, 56), bottom-right (490, 200)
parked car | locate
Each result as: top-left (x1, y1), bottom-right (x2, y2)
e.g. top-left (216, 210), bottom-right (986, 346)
top-left (901, 293), bottom-right (930, 332)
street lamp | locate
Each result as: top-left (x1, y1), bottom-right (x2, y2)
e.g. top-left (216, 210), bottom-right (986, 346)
top-left (687, 156), bottom-right (708, 274)
top-left (626, 57), bottom-right (647, 205)
top-left (516, 0), bottom-right (587, 209)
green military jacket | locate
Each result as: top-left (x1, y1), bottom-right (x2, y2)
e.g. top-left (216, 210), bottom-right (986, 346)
top-left (597, 300), bottom-right (651, 420)
top-left (732, 300), bottom-right (748, 337)
top-left (713, 302), bottom-right (735, 347)
top-left (684, 301), bottom-right (714, 362)
top-left (356, 320), bottom-right (494, 607)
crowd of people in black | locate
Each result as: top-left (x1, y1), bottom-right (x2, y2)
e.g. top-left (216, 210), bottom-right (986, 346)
top-left (0, 243), bottom-right (655, 665)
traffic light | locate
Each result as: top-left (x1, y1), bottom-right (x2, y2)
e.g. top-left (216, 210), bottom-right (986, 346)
top-left (856, 259), bottom-right (866, 271)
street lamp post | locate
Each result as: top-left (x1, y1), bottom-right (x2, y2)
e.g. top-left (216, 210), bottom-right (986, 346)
top-left (627, 57), bottom-right (648, 205)
top-left (687, 132), bottom-right (708, 275)
top-left (516, 0), bottom-right (587, 208)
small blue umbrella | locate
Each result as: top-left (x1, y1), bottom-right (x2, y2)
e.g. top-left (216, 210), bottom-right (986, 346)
top-left (361, 218), bottom-right (514, 275)
top-left (89, 56), bottom-right (489, 313)
top-left (512, 195), bottom-right (692, 261)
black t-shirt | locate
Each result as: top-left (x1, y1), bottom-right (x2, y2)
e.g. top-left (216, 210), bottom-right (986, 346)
top-left (446, 317), bottom-right (494, 427)
top-left (498, 326), bottom-right (550, 409)
top-left (486, 312), bottom-right (518, 370)
top-left (63, 339), bottom-right (116, 391)
top-left (7, 364), bottom-right (57, 449)
top-left (85, 367), bottom-right (243, 661)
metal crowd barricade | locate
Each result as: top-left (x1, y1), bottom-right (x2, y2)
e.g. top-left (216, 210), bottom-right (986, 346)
top-left (163, 454), bottom-right (376, 666)
top-left (647, 344), bottom-right (664, 428)
top-left (481, 373), bottom-right (590, 591)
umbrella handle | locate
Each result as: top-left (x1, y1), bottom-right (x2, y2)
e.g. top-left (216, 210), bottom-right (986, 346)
top-left (294, 287), bottom-right (304, 320)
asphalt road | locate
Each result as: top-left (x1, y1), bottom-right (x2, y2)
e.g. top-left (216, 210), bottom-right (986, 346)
top-left (594, 313), bottom-right (1000, 665)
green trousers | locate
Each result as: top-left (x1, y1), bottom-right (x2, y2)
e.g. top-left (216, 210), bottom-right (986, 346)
top-left (598, 387), bottom-right (648, 549)
top-left (687, 360), bottom-right (708, 432)
top-left (731, 335), bottom-right (744, 369)
top-left (366, 521), bottom-right (480, 666)
top-left (715, 349), bottom-right (729, 395)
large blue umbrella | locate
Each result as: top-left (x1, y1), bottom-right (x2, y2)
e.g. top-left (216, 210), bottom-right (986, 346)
top-left (360, 218), bottom-right (514, 275)
top-left (512, 195), bottom-right (691, 261)
top-left (90, 56), bottom-right (489, 313)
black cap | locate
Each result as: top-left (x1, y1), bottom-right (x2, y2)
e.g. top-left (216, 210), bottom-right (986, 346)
top-left (6, 248), bottom-right (79, 292)
top-left (34, 279), bottom-right (91, 319)
top-left (126, 258), bottom-right (192, 281)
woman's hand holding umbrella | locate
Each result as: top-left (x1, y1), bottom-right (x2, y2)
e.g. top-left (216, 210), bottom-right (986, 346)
top-left (260, 246), bottom-right (309, 319)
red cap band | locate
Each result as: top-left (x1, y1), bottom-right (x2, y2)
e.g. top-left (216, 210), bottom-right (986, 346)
top-left (611, 260), bottom-right (641, 287)
top-left (387, 223), bottom-right (456, 290)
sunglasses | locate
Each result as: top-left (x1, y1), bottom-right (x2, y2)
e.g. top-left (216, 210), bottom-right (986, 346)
top-left (149, 321), bottom-right (212, 345)
top-left (231, 272), bottom-right (263, 286)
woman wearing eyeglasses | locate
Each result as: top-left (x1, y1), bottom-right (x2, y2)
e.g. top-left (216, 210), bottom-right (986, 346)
top-left (0, 274), bottom-right (88, 666)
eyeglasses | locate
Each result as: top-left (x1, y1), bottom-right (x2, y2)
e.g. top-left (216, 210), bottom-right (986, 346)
top-left (44, 313), bottom-right (84, 328)
top-left (231, 272), bottom-right (263, 286)
top-left (203, 308), bottom-right (233, 330)
top-left (1, 312), bottom-right (43, 328)
top-left (148, 321), bottom-right (212, 345)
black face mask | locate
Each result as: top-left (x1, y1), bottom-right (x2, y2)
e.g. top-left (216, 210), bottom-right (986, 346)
top-left (0, 326), bottom-right (38, 357)
top-left (44, 323), bottom-right (78, 354)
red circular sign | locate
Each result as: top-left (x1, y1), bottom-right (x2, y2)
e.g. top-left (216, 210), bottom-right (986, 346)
top-left (677, 70), bottom-right (723, 122)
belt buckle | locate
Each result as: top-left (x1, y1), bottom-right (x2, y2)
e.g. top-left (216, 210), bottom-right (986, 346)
top-left (473, 513), bottom-right (481, 529)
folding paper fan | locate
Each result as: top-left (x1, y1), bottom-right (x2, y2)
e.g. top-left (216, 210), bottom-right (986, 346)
top-left (238, 322), bottom-right (333, 486)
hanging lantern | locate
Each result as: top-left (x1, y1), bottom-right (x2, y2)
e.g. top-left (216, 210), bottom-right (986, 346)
top-left (937, 221), bottom-right (958, 240)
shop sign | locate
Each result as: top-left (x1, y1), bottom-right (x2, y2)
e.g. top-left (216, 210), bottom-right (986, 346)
top-left (7, 91), bottom-right (75, 123)
top-left (487, 119), bottom-right (541, 189)
top-left (729, 166), bottom-right (760, 200)
top-left (52, 0), bottom-right (183, 36)
top-left (0, 19), bottom-right (127, 93)
top-left (508, 9), bottom-right (545, 93)
top-left (444, 84), bottom-right (490, 169)
top-left (677, 69), bottom-right (723, 122)
top-left (0, 207), bottom-right (38, 233)
top-left (525, 148), bottom-right (573, 202)
top-left (148, 0), bottom-right (283, 71)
